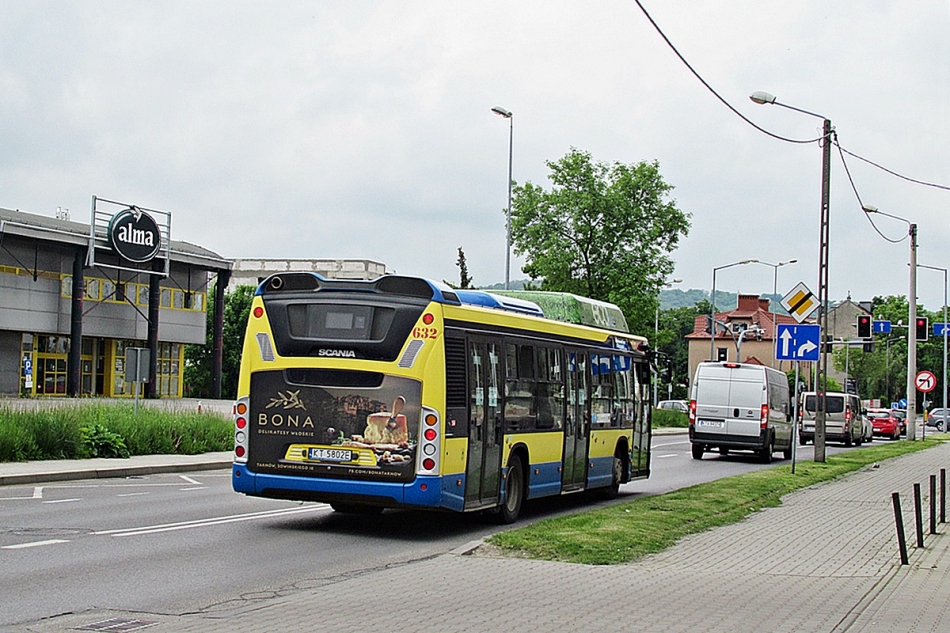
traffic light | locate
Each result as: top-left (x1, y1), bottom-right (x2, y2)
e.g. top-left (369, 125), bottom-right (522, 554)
top-left (916, 317), bottom-right (929, 341)
top-left (856, 314), bottom-right (871, 338)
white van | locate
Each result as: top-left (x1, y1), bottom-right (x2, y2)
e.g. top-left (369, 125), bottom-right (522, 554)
top-left (688, 361), bottom-right (792, 463)
top-left (798, 391), bottom-right (865, 446)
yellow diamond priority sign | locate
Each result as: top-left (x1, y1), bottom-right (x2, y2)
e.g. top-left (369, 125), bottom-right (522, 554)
top-left (781, 282), bottom-right (819, 324)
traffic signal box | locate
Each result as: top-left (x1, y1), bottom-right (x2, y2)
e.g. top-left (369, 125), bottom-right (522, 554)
top-left (856, 314), bottom-right (871, 338)
top-left (916, 317), bottom-right (929, 341)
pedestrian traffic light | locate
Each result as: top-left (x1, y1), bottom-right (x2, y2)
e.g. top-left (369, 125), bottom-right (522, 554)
top-left (856, 314), bottom-right (871, 338)
top-left (916, 317), bottom-right (929, 341)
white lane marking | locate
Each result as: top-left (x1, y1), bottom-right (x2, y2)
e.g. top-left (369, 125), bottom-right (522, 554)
top-left (652, 440), bottom-right (690, 448)
top-left (178, 487), bottom-right (208, 491)
top-left (656, 453), bottom-right (679, 459)
top-left (33, 487), bottom-right (43, 499)
top-left (179, 475), bottom-right (201, 485)
top-left (42, 498), bottom-right (81, 504)
top-left (95, 505), bottom-right (329, 537)
top-left (117, 492), bottom-right (151, 498)
top-left (2, 539), bottom-right (70, 550)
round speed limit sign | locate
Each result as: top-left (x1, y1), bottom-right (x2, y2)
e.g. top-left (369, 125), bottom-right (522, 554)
top-left (916, 370), bottom-right (937, 393)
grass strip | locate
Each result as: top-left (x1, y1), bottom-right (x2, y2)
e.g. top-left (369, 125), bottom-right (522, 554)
top-left (0, 403), bottom-right (232, 461)
top-left (487, 438), bottom-right (945, 565)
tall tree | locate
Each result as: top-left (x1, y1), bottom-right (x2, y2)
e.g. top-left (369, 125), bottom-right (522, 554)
top-left (184, 282), bottom-right (255, 399)
top-left (510, 148), bottom-right (690, 335)
top-left (456, 247), bottom-right (473, 289)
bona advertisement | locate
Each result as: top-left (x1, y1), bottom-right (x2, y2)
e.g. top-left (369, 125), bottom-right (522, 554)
top-left (248, 370), bottom-right (422, 483)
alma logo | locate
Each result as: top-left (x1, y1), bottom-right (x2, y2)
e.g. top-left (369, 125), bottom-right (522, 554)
top-left (317, 349), bottom-right (356, 358)
top-left (108, 208), bottom-right (162, 263)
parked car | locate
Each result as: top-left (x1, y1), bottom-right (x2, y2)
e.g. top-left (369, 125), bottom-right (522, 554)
top-left (657, 399), bottom-right (689, 413)
top-left (868, 408), bottom-right (901, 440)
top-left (798, 391), bottom-right (864, 446)
top-left (860, 411), bottom-right (874, 443)
top-left (891, 409), bottom-right (907, 435)
top-left (926, 407), bottom-right (949, 432)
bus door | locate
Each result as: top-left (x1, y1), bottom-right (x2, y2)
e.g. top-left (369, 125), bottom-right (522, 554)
top-left (464, 337), bottom-right (504, 507)
top-left (563, 350), bottom-right (590, 490)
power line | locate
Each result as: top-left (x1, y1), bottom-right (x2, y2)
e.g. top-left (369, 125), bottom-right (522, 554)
top-left (632, 0), bottom-right (950, 192)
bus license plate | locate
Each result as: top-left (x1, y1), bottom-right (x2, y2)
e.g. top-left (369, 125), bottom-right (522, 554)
top-left (698, 420), bottom-right (724, 428)
top-left (308, 448), bottom-right (353, 462)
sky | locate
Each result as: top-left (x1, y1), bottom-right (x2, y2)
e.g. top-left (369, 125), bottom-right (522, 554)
top-left (1, 1), bottom-right (948, 310)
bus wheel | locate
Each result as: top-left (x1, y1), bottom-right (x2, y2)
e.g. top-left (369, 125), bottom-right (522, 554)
top-left (597, 455), bottom-right (623, 500)
top-left (330, 503), bottom-right (383, 515)
top-left (496, 454), bottom-right (525, 524)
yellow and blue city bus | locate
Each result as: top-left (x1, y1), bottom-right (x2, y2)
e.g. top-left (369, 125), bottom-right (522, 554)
top-left (232, 274), bottom-right (652, 522)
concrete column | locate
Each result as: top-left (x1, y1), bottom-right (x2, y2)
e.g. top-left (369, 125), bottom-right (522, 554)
top-left (67, 246), bottom-right (86, 396)
top-left (211, 268), bottom-right (230, 399)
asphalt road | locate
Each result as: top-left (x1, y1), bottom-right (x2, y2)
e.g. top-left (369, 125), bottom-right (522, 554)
top-left (0, 432), bottom-right (866, 628)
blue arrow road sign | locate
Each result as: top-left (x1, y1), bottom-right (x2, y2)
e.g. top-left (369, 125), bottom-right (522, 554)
top-left (873, 320), bottom-right (891, 334)
top-left (933, 323), bottom-right (950, 337)
top-left (898, 398), bottom-right (908, 409)
top-left (775, 323), bottom-right (821, 361)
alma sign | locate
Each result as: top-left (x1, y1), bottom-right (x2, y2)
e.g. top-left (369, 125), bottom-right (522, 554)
top-left (108, 207), bottom-right (162, 262)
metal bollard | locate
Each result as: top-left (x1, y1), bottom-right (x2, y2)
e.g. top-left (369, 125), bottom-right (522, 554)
top-left (930, 474), bottom-right (937, 535)
top-left (892, 492), bottom-right (909, 565)
top-left (941, 468), bottom-right (946, 524)
top-left (914, 483), bottom-right (924, 548)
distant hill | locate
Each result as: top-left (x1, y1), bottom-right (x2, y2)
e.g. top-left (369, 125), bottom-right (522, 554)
top-left (660, 289), bottom-right (790, 315)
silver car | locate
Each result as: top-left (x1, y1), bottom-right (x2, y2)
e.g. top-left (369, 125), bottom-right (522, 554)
top-left (926, 408), bottom-right (949, 432)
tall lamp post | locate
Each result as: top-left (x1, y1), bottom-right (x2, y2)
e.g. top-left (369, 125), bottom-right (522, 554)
top-left (654, 278), bottom-right (682, 406)
top-left (761, 259), bottom-right (798, 368)
top-left (918, 263), bottom-right (947, 426)
top-left (863, 204), bottom-right (918, 440)
top-left (492, 106), bottom-right (514, 290)
top-left (751, 90), bottom-right (832, 462)
top-left (710, 259), bottom-right (759, 361)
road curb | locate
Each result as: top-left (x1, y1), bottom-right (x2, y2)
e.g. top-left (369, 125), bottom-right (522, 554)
top-left (0, 460), bottom-right (233, 487)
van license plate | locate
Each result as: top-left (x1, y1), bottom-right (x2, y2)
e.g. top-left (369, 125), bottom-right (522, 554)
top-left (698, 420), bottom-right (724, 428)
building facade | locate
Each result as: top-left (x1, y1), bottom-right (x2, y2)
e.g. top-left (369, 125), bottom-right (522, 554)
top-left (228, 258), bottom-right (387, 290)
top-left (0, 206), bottom-right (231, 398)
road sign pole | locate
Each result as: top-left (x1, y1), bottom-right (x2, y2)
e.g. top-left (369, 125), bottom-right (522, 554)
top-left (792, 363), bottom-right (799, 474)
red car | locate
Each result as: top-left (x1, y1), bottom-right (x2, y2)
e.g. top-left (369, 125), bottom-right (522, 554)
top-left (867, 408), bottom-right (901, 440)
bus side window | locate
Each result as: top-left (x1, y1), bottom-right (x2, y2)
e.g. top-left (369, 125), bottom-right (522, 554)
top-left (536, 347), bottom-right (563, 429)
top-left (505, 343), bottom-right (537, 431)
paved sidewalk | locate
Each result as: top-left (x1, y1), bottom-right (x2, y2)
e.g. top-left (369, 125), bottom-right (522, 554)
top-left (7, 441), bottom-right (950, 633)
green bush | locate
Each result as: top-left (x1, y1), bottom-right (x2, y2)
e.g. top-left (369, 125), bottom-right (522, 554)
top-left (0, 404), bottom-right (232, 462)
top-left (80, 423), bottom-right (130, 458)
top-left (653, 409), bottom-right (689, 428)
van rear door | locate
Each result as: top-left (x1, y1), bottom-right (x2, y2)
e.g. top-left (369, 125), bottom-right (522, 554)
top-left (694, 365), bottom-right (763, 439)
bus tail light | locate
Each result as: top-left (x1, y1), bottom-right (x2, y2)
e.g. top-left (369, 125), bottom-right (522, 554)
top-left (416, 406), bottom-right (440, 476)
top-left (688, 400), bottom-right (696, 425)
top-left (234, 396), bottom-right (249, 463)
top-left (760, 404), bottom-right (769, 429)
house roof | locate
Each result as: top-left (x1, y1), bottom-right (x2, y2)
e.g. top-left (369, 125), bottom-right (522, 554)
top-left (686, 296), bottom-right (811, 341)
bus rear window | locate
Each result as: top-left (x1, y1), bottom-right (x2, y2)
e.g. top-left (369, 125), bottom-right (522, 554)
top-left (287, 304), bottom-right (394, 341)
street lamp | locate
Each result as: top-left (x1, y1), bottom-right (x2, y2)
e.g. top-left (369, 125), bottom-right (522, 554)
top-left (760, 259), bottom-right (798, 368)
top-left (918, 263), bottom-right (947, 426)
top-left (751, 90), bottom-right (833, 463)
top-left (654, 278), bottom-right (682, 406)
top-left (863, 204), bottom-right (918, 440)
top-left (710, 259), bottom-right (759, 361)
top-left (492, 106), bottom-right (513, 290)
